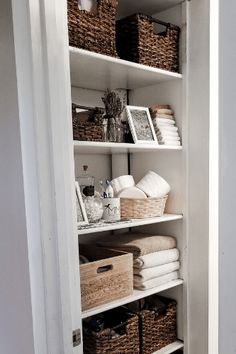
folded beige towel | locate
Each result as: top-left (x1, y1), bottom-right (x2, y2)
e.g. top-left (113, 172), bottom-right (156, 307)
top-left (134, 271), bottom-right (179, 290)
top-left (152, 113), bottom-right (174, 120)
top-left (134, 248), bottom-right (180, 269)
top-left (97, 233), bottom-right (176, 258)
top-left (134, 261), bottom-right (180, 282)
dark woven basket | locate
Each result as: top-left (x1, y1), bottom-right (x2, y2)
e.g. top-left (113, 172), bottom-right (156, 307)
top-left (68, 0), bottom-right (118, 57)
top-left (116, 14), bottom-right (180, 72)
top-left (139, 296), bottom-right (177, 354)
top-left (83, 311), bottom-right (140, 354)
top-left (72, 103), bottom-right (104, 142)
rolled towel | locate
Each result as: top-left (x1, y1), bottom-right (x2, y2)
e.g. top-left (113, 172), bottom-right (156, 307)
top-left (134, 271), bottom-right (179, 290)
top-left (111, 175), bottom-right (135, 196)
top-left (134, 261), bottom-right (180, 282)
top-left (134, 248), bottom-right (180, 269)
top-left (136, 170), bottom-right (170, 198)
top-left (117, 186), bottom-right (147, 199)
top-left (98, 233), bottom-right (176, 257)
top-left (153, 118), bottom-right (175, 125)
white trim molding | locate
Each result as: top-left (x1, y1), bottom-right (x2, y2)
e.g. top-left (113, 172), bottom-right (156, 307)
top-left (11, 0), bottom-right (82, 353)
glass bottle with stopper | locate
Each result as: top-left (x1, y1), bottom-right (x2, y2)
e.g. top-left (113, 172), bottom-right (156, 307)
top-left (78, 165), bottom-right (95, 197)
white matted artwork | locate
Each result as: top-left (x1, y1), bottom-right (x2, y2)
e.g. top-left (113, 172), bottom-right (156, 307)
top-left (125, 106), bottom-right (158, 144)
top-left (75, 181), bottom-right (88, 226)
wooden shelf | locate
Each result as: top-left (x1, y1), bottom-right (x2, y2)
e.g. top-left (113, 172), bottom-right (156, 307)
top-left (69, 47), bottom-right (182, 90)
top-left (74, 141), bottom-right (182, 154)
top-left (78, 214), bottom-right (183, 235)
top-left (152, 340), bottom-right (184, 354)
top-left (82, 279), bottom-right (183, 318)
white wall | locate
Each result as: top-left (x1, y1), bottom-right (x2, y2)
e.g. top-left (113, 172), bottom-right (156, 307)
top-left (0, 2), bottom-right (35, 353)
top-left (219, 1), bottom-right (236, 353)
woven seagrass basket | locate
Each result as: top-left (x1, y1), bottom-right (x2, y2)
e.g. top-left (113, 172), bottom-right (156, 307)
top-left (120, 195), bottom-right (168, 219)
top-left (72, 103), bottom-right (104, 141)
top-left (116, 14), bottom-right (180, 72)
top-left (79, 246), bottom-right (133, 311)
top-left (83, 310), bottom-right (140, 354)
top-left (139, 296), bottom-right (177, 354)
top-left (68, 0), bottom-right (118, 57)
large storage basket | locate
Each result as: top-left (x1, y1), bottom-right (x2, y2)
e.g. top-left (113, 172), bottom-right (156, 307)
top-left (116, 14), bottom-right (180, 72)
top-left (120, 195), bottom-right (168, 219)
top-left (79, 246), bottom-right (133, 311)
top-left (68, 0), bottom-right (118, 57)
top-left (72, 103), bottom-right (104, 141)
top-left (139, 295), bottom-right (177, 353)
top-left (83, 309), bottom-right (140, 354)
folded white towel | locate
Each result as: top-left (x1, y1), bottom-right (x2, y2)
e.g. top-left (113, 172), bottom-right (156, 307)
top-left (153, 118), bottom-right (175, 125)
top-left (136, 170), bottom-right (170, 198)
top-left (134, 248), bottom-right (180, 269)
top-left (134, 261), bottom-right (180, 282)
top-left (158, 137), bottom-right (181, 142)
top-left (159, 141), bottom-right (181, 146)
top-left (156, 125), bottom-right (178, 132)
top-left (157, 131), bottom-right (179, 137)
top-left (134, 271), bottom-right (179, 290)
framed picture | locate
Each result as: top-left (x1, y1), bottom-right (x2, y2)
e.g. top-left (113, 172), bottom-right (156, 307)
top-left (75, 181), bottom-right (88, 226)
top-left (125, 105), bottom-right (158, 144)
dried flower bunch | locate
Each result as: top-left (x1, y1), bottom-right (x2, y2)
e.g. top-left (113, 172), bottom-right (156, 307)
top-left (102, 89), bottom-right (124, 119)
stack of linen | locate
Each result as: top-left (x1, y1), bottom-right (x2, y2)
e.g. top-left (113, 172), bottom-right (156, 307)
top-left (149, 105), bottom-right (181, 147)
top-left (98, 232), bottom-right (180, 290)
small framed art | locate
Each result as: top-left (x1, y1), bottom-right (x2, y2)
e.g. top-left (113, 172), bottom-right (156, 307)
top-left (125, 105), bottom-right (158, 144)
top-left (75, 181), bottom-right (88, 226)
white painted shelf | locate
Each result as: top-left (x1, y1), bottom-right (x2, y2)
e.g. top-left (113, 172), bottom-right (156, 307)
top-left (78, 214), bottom-right (183, 235)
top-left (69, 47), bottom-right (182, 90)
top-left (152, 340), bottom-right (184, 354)
top-left (74, 141), bottom-right (182, 154)
top-left (82, 279), bottom-right (184, 319)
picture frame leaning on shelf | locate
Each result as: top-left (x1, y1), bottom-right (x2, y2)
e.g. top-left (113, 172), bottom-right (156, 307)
top-left (75, 181), bottom-right (88, 226)
top-left (125, 105), bottom-right (158, 144)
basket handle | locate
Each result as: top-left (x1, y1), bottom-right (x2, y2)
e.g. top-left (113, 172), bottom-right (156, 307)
top-left (138, 14), bottom-right (170, 28)
top-left (96, 264), bottom-right (113, 273)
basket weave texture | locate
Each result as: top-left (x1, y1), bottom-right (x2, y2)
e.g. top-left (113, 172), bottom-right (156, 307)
top-left (139, 296), bottom-right (177, 353)
top-left (83, 312), bottom-right (140, 354)
top-left (68, 0), bottom-right (118, 57)
top-left (80, 247), bottom-right (133, 311)
top-left (116, 14), bottom-right (180, 72)
top-left (72, 103), bottom-right (104, 141)
top-left (120, 195), bottom-right (168, 219)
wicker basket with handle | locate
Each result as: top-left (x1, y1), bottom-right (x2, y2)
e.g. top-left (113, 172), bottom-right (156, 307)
top-left (139, 295), bottom-right (177, 353)
top-left (83, 309), bottom-right (140, 354)
top-left (68, 0), bottom-right (118, 57)
top-left (79, 245), bottom-right (133, 311)
top-left (120, 195), bottom-right (168, 219)
top-left (116, 14), bottom-right (180, 72)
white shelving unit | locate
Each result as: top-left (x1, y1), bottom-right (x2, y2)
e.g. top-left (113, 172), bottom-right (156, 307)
top-left (78, 214), bottom-right (183, 235)
top-left (74, 141), bottom-right (183, 154)
top-left (70, 47), bottom-right (182, 91)
top-left (71, 2), bottom-right (186, 353)
top-left (153, 341), bottom-right (184, 354)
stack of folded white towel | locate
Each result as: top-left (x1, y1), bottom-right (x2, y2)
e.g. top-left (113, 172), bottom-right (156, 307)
top-left (149, 105), bottom-right (181, 147)
top-left (98, 232), bottom-right (180, 291)
top-left (133, 247), bottom-right (180, 290)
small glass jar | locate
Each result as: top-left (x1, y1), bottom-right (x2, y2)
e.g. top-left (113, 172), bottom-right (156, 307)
top-left (78, 165), bottom-right (95, 196)
top-left (83, 196), bottom-right (104, 223)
